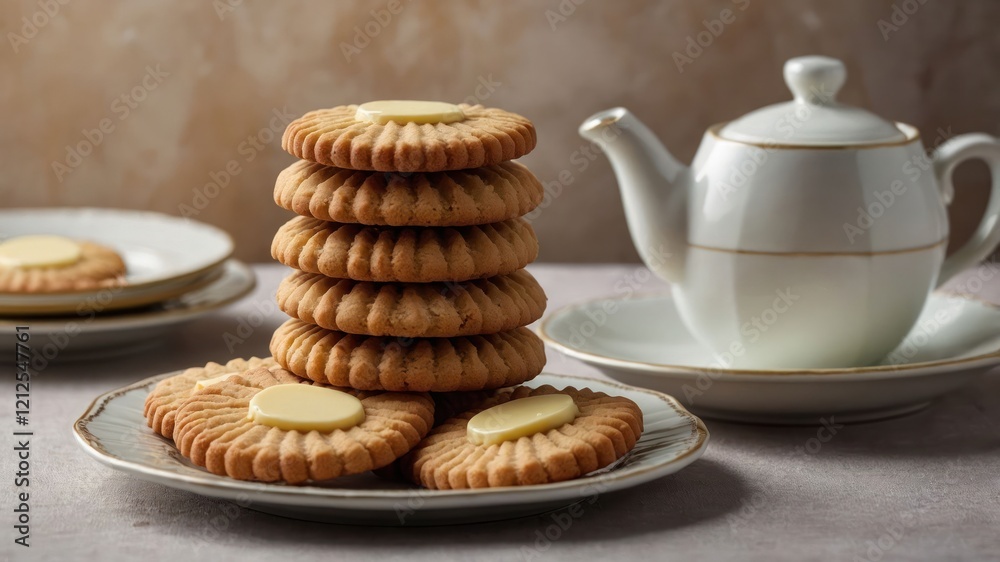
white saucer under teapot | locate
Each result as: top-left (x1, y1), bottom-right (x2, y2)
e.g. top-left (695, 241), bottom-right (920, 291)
top-left (539, 290), bottom-right (1000, 424)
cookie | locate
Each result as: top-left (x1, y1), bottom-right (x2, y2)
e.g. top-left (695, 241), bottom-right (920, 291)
top-left (282, 104), bottom-right (536, 172)
top-left (143, 356), bottom-right (278, 439)
top-left (276, 269), bottom-right (547, 337)
top-left (0, 241), bottom-right (126, 293)
top-left (273, 160), bottom-right (544, 227)
top-left (400, 385), bottom-right (644, 489)
top-left (172, 366), bottom-right (435, 483)
top-left (272, 215), bottom-right (538, 283)
top-left (270, 318), bottom-right (546, 392)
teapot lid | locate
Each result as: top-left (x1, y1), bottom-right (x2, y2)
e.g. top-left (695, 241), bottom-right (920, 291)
top-left (719, 56), bottom-right (907, 146)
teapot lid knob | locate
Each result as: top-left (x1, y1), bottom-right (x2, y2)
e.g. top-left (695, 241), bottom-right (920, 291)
top-left (784, 56), bottom-right (845, 105)
top-left (720, 54), bottom-right (907, 146)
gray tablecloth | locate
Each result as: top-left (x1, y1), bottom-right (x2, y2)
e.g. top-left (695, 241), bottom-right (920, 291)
top-left (4, 263), bottom-right (999, 562)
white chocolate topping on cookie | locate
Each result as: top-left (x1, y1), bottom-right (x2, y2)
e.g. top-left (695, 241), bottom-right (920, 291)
top-left (0, 235), bottom-right (82, 268)
top-left (467, 394), bottom-right (579, 446)
top-left (355, 100), bottom-right (465, 125)
top-left (248, 384), bottom-right (365, 432)
top-left (193, 373), bottom-right (238, 391)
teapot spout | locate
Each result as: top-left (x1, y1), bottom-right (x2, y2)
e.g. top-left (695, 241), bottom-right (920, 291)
top-left (579, 108), bottom-right (688, 283)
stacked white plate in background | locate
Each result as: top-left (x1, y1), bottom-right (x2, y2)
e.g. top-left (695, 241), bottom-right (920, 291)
top-left (0, 208), bottom-right (255, 359)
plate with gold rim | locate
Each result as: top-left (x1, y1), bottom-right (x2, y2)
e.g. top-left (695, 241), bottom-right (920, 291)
top-left (0, 208), bottom-right (234, 315)
top-left (0, 259), bottom-right (254, 361)
top-left (72, 372), bottom-right (709, 526)
top-left (539, 292), bottom-right (1000, 424)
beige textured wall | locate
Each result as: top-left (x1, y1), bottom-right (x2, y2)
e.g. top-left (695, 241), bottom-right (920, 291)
top-left (2, 0), bottom-right (998, 262)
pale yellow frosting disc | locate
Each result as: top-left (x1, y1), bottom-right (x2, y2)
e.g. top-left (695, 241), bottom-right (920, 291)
top-left (0, 235), bottom-right (82, 268)
top-left (194, 373), bottom-right (238, 391)
top-left (467, 394), bottom-right (580, 446)
top-left (355, 100), bottom-right (465, 125)
top-left (248, 384), bottom-right (365, 432)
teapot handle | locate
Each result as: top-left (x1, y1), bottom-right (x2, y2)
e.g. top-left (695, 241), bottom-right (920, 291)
top-left (934, 133), bottom-right (1000, 287)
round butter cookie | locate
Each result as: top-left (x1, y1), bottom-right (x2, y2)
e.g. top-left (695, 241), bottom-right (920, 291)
top-left (276, 269), bottom-right (547, 338)
top-left (143, 356), bottom-right (278, 439)
top-left (271, 216), bottom-right (539, 283)
top-left (270, 318), bottom-right (545, 392)
top-left (172, 366), bottom-right (435, 483)
top-left (399, 385), bottom-right (644, 489)
top-left (273, 160), bottom-right (544, 227)
top-left (281, 103), bottom-right (535, 172)
top-left (0, 240), bottom-right (126, 293)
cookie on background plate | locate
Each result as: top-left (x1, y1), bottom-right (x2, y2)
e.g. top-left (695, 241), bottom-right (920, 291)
top-left (0, 236), bottom-right (126, 293)
top-left (143, 356), bottom-right (277, 438)
top-left (172, 366), bottom-right (435, 483)
top-left (276, 269), bottom-right (547, 338)
top-left (273, 159), bottom-right (544, 227)
top-left (282, 102), bottom-right (536, 172)
top-left (399, 385), bottom-right (644, 489)
top-left (270, 318), bottom-right (545, 392)
top-left (271, 215), bottom-right (538, 283)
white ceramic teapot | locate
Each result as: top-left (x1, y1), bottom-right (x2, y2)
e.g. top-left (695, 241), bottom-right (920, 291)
top-left (580, 55), bottom-right (1000, 369)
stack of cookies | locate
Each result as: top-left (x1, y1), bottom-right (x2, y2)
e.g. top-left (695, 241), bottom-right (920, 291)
top-left (268, 101), bottom-right (548, 393)
top-left (142, 102), bottom-right (644, 489)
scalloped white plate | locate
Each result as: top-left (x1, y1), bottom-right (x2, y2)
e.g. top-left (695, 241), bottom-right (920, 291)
top-left (540, 292), bottom-right (1000, 424)
top-left (73, 372), bottom-right (709, 526)
top-left (0, 208), bottom-right (233, 315)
